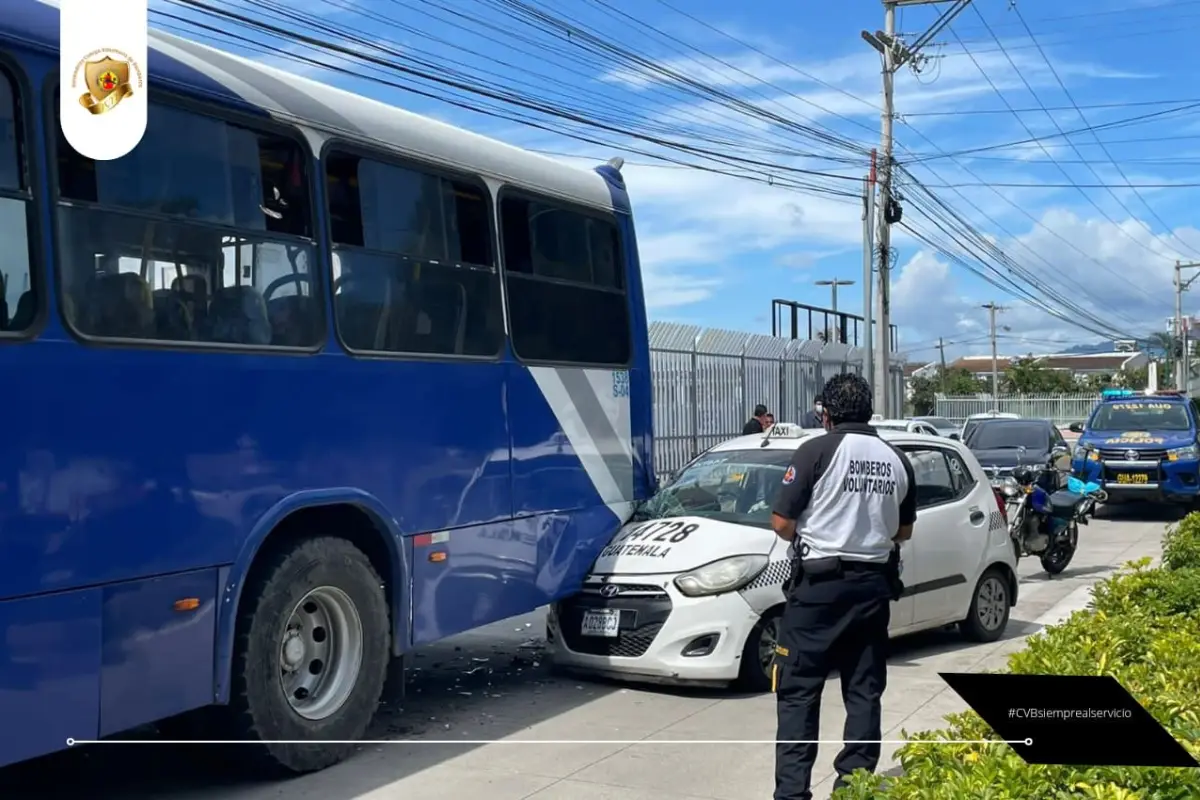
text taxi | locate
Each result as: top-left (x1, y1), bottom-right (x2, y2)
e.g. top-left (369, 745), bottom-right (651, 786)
top-left (547, 423), bottom-right (1019, 691)
top-left (1069, 390), bottom-right (1200, 505)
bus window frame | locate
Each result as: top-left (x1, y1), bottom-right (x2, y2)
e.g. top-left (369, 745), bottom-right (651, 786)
top-left (43, 77), bottom-right (327, 356)
top-left (319, 137), bottom-right (506, 364)
top-left (0, 51), bottom-right (47, 342)
top-left (495, 184), bottom-right (633, 370)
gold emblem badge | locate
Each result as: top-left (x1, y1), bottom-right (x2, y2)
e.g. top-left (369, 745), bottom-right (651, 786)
top-left (75, 54), bottom-right (138, 116)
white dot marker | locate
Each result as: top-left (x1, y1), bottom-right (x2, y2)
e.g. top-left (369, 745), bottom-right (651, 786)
top-left (1024, 737), bottom-right (1033, 746)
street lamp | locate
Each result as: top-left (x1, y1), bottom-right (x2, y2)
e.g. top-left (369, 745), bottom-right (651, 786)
top-left (814, 278), bottom-right (855, 312)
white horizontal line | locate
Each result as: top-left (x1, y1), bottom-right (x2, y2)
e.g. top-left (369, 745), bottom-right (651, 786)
top-left (67, 738), bottom-right (1032, 746)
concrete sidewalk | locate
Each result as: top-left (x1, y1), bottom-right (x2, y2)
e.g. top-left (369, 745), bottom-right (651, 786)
top-left (337, 512), bottom-right (1166, 800)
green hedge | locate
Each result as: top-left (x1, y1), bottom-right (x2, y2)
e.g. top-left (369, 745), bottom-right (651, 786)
top-left (835, 514), bottom-right (1200, 800)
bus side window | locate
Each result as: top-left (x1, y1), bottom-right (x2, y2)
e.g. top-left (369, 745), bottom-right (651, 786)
top-left (53, 99), bottom-right (323, 349)
top-left (324, 150), bottom-right (502, 358)
top-left (500, 195), bottom-right (630, 366)
top-left (0, 64), bottom-right (36, 335)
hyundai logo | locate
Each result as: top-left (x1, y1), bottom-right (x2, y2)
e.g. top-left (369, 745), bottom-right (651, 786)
top-left (1125, 450), bottom-right (1138, 461)
top-left (599, 584), bottom-right (621, 598)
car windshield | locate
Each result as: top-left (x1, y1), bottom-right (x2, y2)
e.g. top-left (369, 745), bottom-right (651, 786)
top-left (967, 422), bottom-right (1048, 451)
top-left (633, 448), bottom-right (792, 528)
top-left (1089, 401), bottom-right (1193, 432)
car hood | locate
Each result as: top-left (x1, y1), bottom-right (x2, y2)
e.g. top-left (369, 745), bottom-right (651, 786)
top-left (589, 515), bottom-right (780, 576)
top-left (971, 447), bottom-right (1050, 469)
top-left (1082, 431), bottom-right (1195, 448)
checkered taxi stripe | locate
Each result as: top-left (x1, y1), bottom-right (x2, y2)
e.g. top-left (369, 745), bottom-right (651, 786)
top-left (740, 559), bottom-right (792, 593)
top-left (988, 511), bottom-right (1007, 532)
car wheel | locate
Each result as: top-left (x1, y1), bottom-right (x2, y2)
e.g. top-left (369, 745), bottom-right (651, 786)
top-left (226, 536), bottom-right (391, 774)
top-left (960, 568), bottom-right (1011, 643)
top-left (737, 608), bottom-right (781, 692)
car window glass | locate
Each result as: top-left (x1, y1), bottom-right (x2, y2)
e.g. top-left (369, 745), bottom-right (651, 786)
top-left (967, 422), bottom-right (1048, 451)
top-left (1090, 402), bottom-right (1192, 431)
top-left (904, 448), bottom-right (957, 508)
top-left (945, 450), bottom-right (975, 495)
top-left (639, 449), bottom-right (792, 528)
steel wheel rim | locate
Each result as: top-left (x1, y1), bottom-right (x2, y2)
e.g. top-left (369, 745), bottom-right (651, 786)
top-left (975, 576), bottom-right (1007, 631)
top-left (757, 616), bottom-right (779, 674)
top-left (279, 585), bottom-right (364, 721)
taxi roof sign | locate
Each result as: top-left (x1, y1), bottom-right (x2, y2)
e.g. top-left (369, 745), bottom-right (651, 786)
top-left (762, 422), bottom-right (807, 440)
top-left (1101, 389), bottom-right (1136, 399)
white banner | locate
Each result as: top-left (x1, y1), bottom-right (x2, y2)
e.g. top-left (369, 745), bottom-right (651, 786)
top-left (59, 0), bottom-right (148, 161)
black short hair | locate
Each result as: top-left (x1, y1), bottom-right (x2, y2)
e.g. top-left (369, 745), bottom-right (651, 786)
top-left (821, 373), bottom-right (873, 425)
top-left (814, 395), bottom-right (824, 404)
top-left (753, 404), bottom-right (768, 417)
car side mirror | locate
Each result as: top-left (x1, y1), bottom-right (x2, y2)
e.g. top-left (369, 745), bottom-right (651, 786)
top-left (1051, 445), bottom-right (1071, 472)
top-left (948, 432), bottom-right (959, 440)
top-left (1068, 422), bottom-right (1083, 433)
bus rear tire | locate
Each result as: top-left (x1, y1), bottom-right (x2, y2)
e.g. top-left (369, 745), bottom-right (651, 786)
top-left (228, 536), bottom-right (390, 774)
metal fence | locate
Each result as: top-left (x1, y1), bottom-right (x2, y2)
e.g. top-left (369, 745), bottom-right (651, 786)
top-left (650, 321), bottom-right (905, 479)
top-left (934, 393), bottom-right (1101, 426)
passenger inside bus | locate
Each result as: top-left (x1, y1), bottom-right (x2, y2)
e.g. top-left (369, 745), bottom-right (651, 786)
top-left (53, 99), bottom-right (323, 348)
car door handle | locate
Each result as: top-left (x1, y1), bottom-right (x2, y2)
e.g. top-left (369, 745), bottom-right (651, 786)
top-left (969, 510), bottom-right (986, 525)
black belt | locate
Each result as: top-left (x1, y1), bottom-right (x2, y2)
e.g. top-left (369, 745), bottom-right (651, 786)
top-left (801, 557), bottom-right (889, 573)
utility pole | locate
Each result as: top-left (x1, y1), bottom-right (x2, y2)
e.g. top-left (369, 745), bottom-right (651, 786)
top-left (1174, 260), bottom-right (1200, 390)
top-left (862, 0), bottom-right (973, 417)
top-left (862, 164), bottom-right (876, 396)
top-left (936, 336), bottom-right (948, 393)
top-left (983, 302), bottom-right (1006, 404)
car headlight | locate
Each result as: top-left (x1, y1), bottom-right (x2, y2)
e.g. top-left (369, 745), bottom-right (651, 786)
top-left (1168, 445), bottom-right (1199, 461)
top-left (674, 554), bottom-right (769, 597)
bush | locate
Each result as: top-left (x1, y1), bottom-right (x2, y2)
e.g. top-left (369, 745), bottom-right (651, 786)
top-left (833, 515), bottom-right (1200, 799)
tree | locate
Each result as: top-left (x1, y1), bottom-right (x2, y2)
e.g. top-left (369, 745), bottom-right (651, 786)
top-left (1120, 366), bottom-right (1150, 389)
top-left (1001, 355), bottom-right (1079, 394)
top-left (909, 367), bottom-right (987, 415)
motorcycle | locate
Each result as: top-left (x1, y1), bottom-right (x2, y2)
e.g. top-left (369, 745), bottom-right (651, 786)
top-left (990, 454), bottom-right (1106, 576)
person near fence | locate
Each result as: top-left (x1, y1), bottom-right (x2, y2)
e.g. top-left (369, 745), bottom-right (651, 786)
top-left (800, 395), bottom-right (824, 428)
top-left (765, 412), bottom-right (776, 428)
top-left (743, 404), bottom-right (770, 435)
top-left (769, 373), bottom-right (916, 800)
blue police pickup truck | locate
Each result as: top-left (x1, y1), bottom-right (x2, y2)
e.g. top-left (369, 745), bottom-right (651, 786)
top-left (1069, 389), bottom-right (1200, 506)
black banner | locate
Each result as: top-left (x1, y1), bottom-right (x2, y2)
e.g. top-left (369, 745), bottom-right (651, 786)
top-left (939, 672), bottom-right (1197, 768)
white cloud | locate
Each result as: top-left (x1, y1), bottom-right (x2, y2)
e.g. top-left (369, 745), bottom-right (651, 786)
top-left (892, 208), bottom-right (1200, 359)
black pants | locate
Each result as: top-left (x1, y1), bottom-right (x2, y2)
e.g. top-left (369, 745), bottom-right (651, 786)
top-left (773, 565), bottom-right (891, 800)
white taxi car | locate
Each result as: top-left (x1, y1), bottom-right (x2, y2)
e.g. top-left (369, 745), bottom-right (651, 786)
top-left (548, 423), bottom-right (1018, 691)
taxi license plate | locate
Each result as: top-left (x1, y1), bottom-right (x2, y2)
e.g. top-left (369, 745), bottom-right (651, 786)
top-left (581, 609), bottom-right (621, 638)
top-left (1115, 473), bottom-right (1149, 485)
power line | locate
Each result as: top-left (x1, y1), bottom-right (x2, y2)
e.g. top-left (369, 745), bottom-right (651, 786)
top-left (903, 102), bottom-right (1200, 163)
top-left (1009, 3), bottom-right (1200, 260)
top-left (160, 0), bottom-right (1173, 342)
top-left (944, 17), bottom-right (1177, 270)
top-left (157, 1), bottom-right (867, 200)
top-left (922, 181), bottom-right (1200, 189)
top-left (903, 97), bottom-right (1200, 117)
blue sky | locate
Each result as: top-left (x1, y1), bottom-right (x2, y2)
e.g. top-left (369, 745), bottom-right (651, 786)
top-left (154, 0), bottom-right (1200, 365)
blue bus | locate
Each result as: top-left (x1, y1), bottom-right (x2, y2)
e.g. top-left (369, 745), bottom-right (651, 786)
top-left (0, 0), bottom-right (653, 773)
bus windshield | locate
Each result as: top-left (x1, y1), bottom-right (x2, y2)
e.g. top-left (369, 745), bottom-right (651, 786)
top-left (633, 449), bottom-right (791, 529)
top-left (1089, 401), bottom-right (1193, 432)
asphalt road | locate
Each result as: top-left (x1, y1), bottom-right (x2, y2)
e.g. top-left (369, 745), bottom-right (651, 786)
top-left (0, 503), bottom-right (1177, 800)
